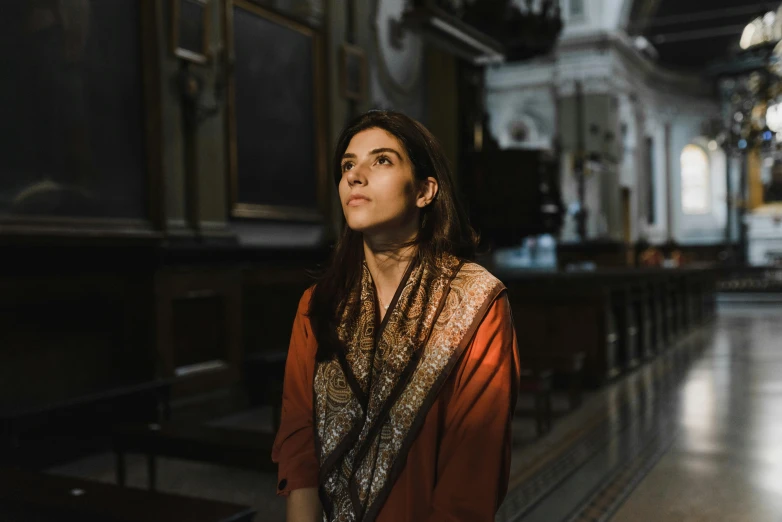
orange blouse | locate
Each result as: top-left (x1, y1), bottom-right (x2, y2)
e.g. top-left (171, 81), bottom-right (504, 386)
top-left (272, 288), bottom-right (521, 521)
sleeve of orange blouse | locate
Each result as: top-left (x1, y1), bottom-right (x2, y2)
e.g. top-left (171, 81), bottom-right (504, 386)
top-left (425, 292), bottom-right (521, 522)
top-left (271, 288), bottom-right (320, 497)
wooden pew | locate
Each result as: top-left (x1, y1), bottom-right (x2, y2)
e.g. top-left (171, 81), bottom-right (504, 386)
top-left (648, 273), bottom-right (670, 347)
top-left (496, 266), bottom-right (717, 388)
top-left (0, 467), bottom-right (255, 522)
top-left (517, 370), bottom-right (554, 436)
top-left (114, 422), bottom-right (276, 490)
top-left (611, 283), bottom-right (640, 371)
top-left (631, 279), bottom-right (654, 360)
top-left (244, 350), bottom-right (287, 433)
top-left (1, 379), bottom-right (170, 469)
top-left (241, 264), bottom-right (313, 433)
top-left (520, 352), bottom-right (586, 409)
top-left (504, 276), bottom-right (620, 387)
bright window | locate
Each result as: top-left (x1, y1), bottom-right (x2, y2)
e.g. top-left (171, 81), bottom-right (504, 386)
top-left (681, 144), bottom-right (710, 215)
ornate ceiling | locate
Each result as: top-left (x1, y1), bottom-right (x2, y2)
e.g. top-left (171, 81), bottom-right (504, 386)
top-left (627, 0), bottom-right (781, 70)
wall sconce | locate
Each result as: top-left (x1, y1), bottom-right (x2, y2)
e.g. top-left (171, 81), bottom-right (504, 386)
top-left (170, 0), bottom-right (229, 238)
top-left (170, 0), bottom-right (230, 126)
top-left (178, 49), bottom-right (230, 127)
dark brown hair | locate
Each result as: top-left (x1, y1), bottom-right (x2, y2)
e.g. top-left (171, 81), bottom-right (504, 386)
top-left (308, 110), bottom-right (478, 361)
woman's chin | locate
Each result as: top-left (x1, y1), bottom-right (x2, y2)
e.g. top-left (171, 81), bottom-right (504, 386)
top-left (345, 220), bottom-right (377, 233)
top-left (345, 214), bottom-right (417, 238)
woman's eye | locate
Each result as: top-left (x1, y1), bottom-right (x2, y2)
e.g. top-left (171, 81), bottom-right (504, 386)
top-left (341, 162), bottom-right (353, 172)
top-left (377, 156), bottom-right (391, 165)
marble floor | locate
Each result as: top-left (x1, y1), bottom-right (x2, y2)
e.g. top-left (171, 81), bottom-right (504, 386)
top-left (501, 302), bottom-right (782, 522)
top-left (610, 304), bottom-right (782, 522)
top-left (49, 301), bottom-right (782, 522)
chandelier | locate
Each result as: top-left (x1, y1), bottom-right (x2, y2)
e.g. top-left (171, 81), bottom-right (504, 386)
top-left (740, 10), bottom-right (782, 50)
top-left (704, 4), bottom-right (782, 265)
top-left (714, 5), bottom-right (782, 156)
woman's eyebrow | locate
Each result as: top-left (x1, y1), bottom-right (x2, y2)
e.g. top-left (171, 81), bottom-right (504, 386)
top-left (369, 148), bottom-right (402, 160)
top-left (342, 148), bottom-right (403, 160)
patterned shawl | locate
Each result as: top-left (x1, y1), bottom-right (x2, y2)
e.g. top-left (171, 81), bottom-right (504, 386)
top-left (313, 253), bottom-right (505, 522)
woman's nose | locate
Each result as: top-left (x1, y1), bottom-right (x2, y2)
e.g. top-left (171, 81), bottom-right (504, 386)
top-left (346, 164), bottom-right (367, 185)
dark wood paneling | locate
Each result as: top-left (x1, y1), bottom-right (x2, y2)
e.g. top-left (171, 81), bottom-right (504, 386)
top-left (173, 294), bottom-right (227, 367)
top-left (0, 273), bottom-right (156, 408)
top-left (242, 266), bottom-right (314, 357)
top-left (155, 268), bottom-right (242, 399)
top-left (1, 245), bottom-right (327, 463)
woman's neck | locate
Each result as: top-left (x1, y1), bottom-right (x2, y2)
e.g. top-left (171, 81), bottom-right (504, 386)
top-left (363, 240), bottom-right (416, 308)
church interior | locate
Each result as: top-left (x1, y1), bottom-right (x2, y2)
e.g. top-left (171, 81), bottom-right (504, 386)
top-left (3, 0), bottom-right (782, 520)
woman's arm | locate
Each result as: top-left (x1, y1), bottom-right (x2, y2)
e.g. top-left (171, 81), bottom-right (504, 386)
top-left (425, 293), bottom-right (521, 521)
top-left (287, 487), bottom-right (323, 522)
top-left (272, 290), bottom-right (322, 515)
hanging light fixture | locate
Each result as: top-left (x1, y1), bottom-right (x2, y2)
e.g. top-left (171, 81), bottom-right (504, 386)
top-left (708, 5), bottom-right (782, 265)
top-left (767, 100), bottom-right (782, 133)
top-left (712, 5), bottom-right (782, 155)
top-left (740, 10), bottom-right (782, 50)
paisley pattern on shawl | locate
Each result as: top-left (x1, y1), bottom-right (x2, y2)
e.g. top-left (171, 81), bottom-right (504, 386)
top-left (313, 253), bottom-right (505, 522)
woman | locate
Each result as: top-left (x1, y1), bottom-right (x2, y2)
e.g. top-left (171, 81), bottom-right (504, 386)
top-left (272, 110), bottom-right (521, 522)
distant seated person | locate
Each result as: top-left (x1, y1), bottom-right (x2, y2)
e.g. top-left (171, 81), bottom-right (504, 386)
top-left (670, 250), bottom-right (685, 267)
top-left (639, 247), bottom-right (664, 267)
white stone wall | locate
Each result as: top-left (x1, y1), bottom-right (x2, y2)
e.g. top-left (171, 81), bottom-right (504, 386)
top-left (485, 1), bottom-right (729, 246)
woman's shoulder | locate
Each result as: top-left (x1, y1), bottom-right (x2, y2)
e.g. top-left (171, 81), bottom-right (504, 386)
top-left (290, 286), bottom-right (318, 342)
top-left (453, 260), bottom-right (506, 294)
top-left (296, 285), bottom-right (316, 315)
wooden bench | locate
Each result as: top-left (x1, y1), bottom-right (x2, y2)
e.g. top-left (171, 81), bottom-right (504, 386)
top-left (610, 284), bottom-right (640, 371)
top-left (630, 280), bottom-right (654, 360)
top-left (244, 350), bottom-right (287, 433)
top-left (518, 370), bottom-right (553, 437)
top-left (0, 467), bottom-right (255, 522)
top-left (520, 352), bottom-right (586, 409)
top-left (505, 278), bottom-right (620, 387)
top-left (1, 379), bottom-right (170, 469)
top-left (497, 266), bottom-right (717, 387)
top-left (114, 422), bottom-right (276, 490)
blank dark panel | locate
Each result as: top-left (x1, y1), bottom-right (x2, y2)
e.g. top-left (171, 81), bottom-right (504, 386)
top-left (233, 6), bottom-right (317, 210)
top-left (0, 0), bottom-right (147, 219)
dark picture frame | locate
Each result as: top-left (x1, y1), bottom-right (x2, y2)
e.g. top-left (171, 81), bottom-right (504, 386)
top-left (0, 0), bottom-right (164, 238)
top-left (224, 0), bottom-right (327, 222)
top-left (171, 0), bottom-right (211, 65)
top-left (340, 43), bottom-right (367, 102)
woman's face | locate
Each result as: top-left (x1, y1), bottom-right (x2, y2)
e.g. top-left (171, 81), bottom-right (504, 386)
top-left (339, 128), bottom-right (433, 239)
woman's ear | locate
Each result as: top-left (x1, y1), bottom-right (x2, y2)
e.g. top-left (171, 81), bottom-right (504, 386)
top-left (416, 177), bottom-right (438, 208)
